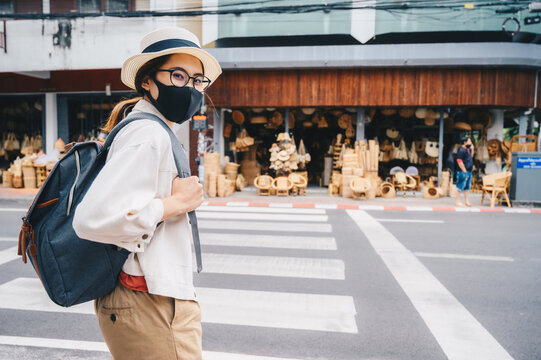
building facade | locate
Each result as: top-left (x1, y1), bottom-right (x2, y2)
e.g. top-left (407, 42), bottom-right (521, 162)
top-left (1, 0), bottom-right (540, 183)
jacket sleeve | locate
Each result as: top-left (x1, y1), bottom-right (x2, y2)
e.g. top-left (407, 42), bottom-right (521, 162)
top-left (73, 136), bottom-right (165, 253)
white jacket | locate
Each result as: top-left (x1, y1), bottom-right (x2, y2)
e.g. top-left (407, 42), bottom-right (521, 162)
top-left (73, 99), bottom-right (197, 301)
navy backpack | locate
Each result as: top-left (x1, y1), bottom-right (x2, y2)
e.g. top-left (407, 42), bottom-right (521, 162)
top-left (18, 112), bottom-right (202, 307)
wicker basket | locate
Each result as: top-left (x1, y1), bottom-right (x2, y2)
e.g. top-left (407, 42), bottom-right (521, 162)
top-left (22, 165), bottom-right (37, 189)
top-left (2, 170), bottom-right (13, 188)
top-left (12, 175), bottom-right (23, 188)
top-left (35, 164), bottom-right (47, 187)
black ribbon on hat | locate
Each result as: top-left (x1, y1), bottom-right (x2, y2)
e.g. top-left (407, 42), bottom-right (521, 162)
top-left (143, 39), bottom-right (200, 53)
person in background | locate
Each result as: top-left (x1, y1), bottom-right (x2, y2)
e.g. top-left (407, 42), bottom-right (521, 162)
top-left (455, 136), bottom-right (474, 207)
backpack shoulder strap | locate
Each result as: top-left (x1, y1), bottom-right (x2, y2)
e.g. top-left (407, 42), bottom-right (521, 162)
top-left (116, 111), bottom-right (203, 273)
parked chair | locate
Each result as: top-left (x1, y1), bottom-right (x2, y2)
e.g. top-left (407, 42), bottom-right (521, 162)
top-left (288, 173), bottom-right (308, 196)
top-left (328, 173), bottom-right (342, 196)
top-left (350, 177), bottom-right (371, 200)
top-left (272, 176), bottom-right (294, 196)
top-left (481, 172), bottom-right (512, 208)
top-left (393, 172), bottom-right (417, 198)
top-left (510, 135), bottom-right (537, 153)
top-left (254, 175), bottom-right (273, 196)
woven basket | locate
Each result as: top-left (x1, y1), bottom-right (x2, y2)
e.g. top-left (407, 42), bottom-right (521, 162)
top-left (12, 175), bottom-right (23, 188)
top-left (380, 182), bottom-right (396, 198)
top-left (35, 164), bottom-right (47, 188)
top-left (217, 174), bottom-right (227, 197)
top-left (22, 165), bottom-right (37, 189)
top-left (2, 171), bottom-right (13, 188)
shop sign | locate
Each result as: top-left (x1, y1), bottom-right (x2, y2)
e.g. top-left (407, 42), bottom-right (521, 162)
top-left (192, 114), bottom-right (208, 130)
top-left (517, 157), bottom-right (541, 169)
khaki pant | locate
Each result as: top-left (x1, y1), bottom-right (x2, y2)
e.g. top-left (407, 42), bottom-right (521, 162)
top-left (95, 282), bottom-right (202, 360)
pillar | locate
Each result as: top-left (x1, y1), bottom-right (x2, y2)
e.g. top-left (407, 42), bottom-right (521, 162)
top-left (45, 93), bottom-right (57, 155)
top-left (437, 112), bottom-right (444, 185)
top-left (485, 109), bottom-right (505, 174)
top-left (214, 108), bottom-right (224, 160)
top-left (356, 108), bottom-right (365, 141)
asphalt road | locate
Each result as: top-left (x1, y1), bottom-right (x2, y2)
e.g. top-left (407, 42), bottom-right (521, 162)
top-left (0, 198), bottom-right (540, 360)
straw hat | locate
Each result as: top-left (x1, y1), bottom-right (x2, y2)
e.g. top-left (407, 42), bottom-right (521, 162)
top-left (454, 121), bottom-right (472, 131)
top-left (415, 108), bottom-right (427, 119)
top-left (121, 27), bottom-right (222, 90)
top-left (277, 132), bottom-right (291, 142)
top-left (232, 110), bottom-right (245, 125)
top-left (338, 114), bottom-right (352, 129)
top-left (381, 108), bottom-right (396, 116)
top-left (301, 108), bottom-right (316, 115)
top-left (399, 108), bottom-right (416, 118)
top-left (250, 116), bottom-right (267, 124)
top-left (386, 128), bottom-right (400, 140)
top-left (278, 150), bottom-right (289, 161)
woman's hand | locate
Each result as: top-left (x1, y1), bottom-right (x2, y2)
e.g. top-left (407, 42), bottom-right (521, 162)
top-left (161, 176), bottom-right (204, 220)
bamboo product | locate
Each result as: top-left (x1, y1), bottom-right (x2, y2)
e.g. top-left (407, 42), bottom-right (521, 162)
top-left (12, 175), bottom-right (23, 188)
top-left (341, 175), bottom-right (356, 198)
top-left (2, 170), bottom-right (13, 188)
top-left (422, 186), bottom-right (442, 199)
top-left (240, 159), bottom-right (260, 186)
top-left (236, 174), bottom-right (247, 191)
top-left (342, 153), bottom-right (358, 168)
top-left (217, 174), bottom-right (227, 197)
top-left (22, 165), bottom-right (37, 189)
top-left (380, 182), bottom-right (396, 198)
top-left (342, 167), bottom-right (354, 176)
top-left (35, 164), bottom-right (47, 187)
top-left (207, 172), bottom-right (217, 197)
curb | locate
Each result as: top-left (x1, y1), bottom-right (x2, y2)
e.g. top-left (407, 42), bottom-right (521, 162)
top-left (202, 201), bottom-right (541, 214)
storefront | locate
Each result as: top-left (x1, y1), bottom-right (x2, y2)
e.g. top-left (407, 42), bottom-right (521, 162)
top-left (57, 92), bottom-right (133, 143)
top-left (207, 67), bottom-right (540, 192)
top-left (0, 94), bottom-right (44, 170)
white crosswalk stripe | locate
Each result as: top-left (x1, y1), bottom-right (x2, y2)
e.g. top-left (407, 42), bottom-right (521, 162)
top-left (200, 233), bottom-right (337, 250)
top-left (199, 205), bottom-right (326, 214)
top-left (197, 211), bottom-right (328, 222)
top-left (0, 278), bottom-right (357, 333)
top-left (198, 220), bottom-right (332, 233)
top-left (201, 253), bottom-right (345, 279)
top-left (0, 335), bottom-right (304, 360)
top-left (0, 246), bottom-right (18, 266)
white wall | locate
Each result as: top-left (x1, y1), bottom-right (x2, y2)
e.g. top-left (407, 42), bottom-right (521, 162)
top-left (485, 109), bottom-right (504, 174)
top-left (0, 17), bottom-right (194, 72)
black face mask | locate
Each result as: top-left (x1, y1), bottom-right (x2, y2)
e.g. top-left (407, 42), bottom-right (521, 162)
top-left (145, 76), bottom-right (203, 124)
top-left (466, 144), bottom-right (472, 149)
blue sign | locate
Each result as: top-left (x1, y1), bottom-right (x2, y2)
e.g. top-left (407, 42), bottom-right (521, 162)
top-left (517, 157), bottom-right (541, 169)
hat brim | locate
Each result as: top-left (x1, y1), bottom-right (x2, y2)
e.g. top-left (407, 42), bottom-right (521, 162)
top-left (121, 47), bottom-right (222, 90)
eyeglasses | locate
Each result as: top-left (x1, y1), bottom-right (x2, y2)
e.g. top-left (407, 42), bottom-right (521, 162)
top-left (155, 68), bottom-right (211, 92)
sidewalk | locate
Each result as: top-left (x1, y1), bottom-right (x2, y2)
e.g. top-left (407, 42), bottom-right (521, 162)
top-left (2, 186), bottom-right (539, 213)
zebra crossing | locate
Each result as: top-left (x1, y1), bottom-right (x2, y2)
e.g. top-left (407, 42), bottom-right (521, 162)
top-left (0, 205), bottom-right (357, 359)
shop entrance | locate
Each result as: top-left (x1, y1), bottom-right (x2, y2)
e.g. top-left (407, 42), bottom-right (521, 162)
top-left (0, 94), bottom-right (44, 169)
top-left (59, 92), bottom-right (133, 143)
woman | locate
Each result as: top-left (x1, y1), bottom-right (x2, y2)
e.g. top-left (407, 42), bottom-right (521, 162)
top-left (73, 27), bottom-right (221, 360)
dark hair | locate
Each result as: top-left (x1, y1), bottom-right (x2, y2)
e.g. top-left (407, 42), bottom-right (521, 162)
top-left (102, 55), bottom-right (171, 133)
top-left (460, 136), bottom-right (470, 145)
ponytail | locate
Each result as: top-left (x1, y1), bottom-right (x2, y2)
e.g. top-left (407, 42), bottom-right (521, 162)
top-left (101, 97), bottom-right (142, 133)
